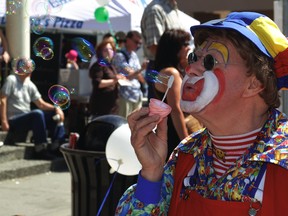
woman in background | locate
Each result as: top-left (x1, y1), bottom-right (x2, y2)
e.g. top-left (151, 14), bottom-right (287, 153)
top-left (89, 40), bottom-right (123, 119)
top-left (154, 29), bottom-right (202, 159)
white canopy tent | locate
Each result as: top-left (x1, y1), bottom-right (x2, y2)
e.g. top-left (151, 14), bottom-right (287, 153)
top-left (0, 0), bottom-right (199, 34)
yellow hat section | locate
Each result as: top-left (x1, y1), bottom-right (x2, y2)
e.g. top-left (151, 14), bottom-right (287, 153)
top-left (208, 42), bottom-right (229, 63)
top-left (248, 16), bottom-right (288, 58)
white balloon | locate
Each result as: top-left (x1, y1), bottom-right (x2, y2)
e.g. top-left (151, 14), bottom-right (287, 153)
top-left (97, 0), bottom-right (111, 6)
top-left (105, 123), bottom-right (142, 176)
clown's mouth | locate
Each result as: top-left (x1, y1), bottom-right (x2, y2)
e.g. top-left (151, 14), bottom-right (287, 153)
top-left (182, 79), bottom-right (204, 101)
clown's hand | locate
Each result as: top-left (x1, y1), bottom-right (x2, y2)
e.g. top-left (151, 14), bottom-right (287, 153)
top-left (127, 107), bottom-right (168, 182)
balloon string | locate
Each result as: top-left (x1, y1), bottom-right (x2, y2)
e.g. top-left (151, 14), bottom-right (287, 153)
top-left (107, 19), bottom-right (114, 37)
top-left (107, 19), bottom-right (120, 50)
top-left (95, 161), bottom-right (121, 216)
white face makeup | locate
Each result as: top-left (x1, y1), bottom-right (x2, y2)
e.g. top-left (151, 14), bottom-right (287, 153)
top-left (180, 71), bottom-right (219, 113)
top-left (180, 40), bottom-right (232, 113)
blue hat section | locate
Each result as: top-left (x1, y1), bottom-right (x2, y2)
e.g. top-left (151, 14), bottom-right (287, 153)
top-left (190, 12), bottom-right (272, 59)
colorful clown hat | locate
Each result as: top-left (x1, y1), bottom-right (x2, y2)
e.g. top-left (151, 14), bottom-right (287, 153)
top-left (190, 12), bottom-right (288, 90)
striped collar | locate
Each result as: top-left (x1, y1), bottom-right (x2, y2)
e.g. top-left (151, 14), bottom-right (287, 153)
top-left (177, 108), bottom-right (288, 170)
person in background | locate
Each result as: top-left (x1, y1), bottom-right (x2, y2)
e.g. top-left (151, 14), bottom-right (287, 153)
top-left (0, 29), bottom-right (10, 64)
top-left (153, 28), bottom-right (202, 159)
top-left (88, 33), bottom-right (116, 69)
top-left (89, 40), bottom-right (124, 119)
top-left (141, 0), bottom-right (184, 101)
top-left (0, 73), bottom-right (66, 159)
top-left (0, 29), bottom-right (11, 87)
top-left (112, 30), bottom-right (147, 118)
top-left (114, 31), bottom-right (126, 51)
top-left (65, 49), bottom-right (79, 70)
top-left (116, 11), bottom-right (288, 215)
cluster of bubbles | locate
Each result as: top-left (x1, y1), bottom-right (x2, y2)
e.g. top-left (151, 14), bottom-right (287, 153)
top-left (43, 36), bottom-right (97, 110)
top-left (10, 35), bottom-right (97, 110)
top-left (33, 37), bottom-right (54, 60)
top-left (29, 0), bottom-right (63, 17)
top-left (97, 53), bottom-right (136, 77)
top-left (5, 0), bottom-right (60, 35)
top-left (28, 36), bottom-right (96, 110)
top-left (48, 85), bottom-right (71, 110)
top-left (146, 70), bottom-right (171, 86)
top-left (98, 55), bottom-right (168, 86)
top-left (6, 0), bottom-right (22, 15)
top-left (5, 0), bottom-right (115, 111)
top-left (29, 0), bottom-right (62, 35)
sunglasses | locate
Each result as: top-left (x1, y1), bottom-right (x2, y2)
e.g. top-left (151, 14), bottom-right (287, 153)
top-left (188, 52), bottom-right (221, 71)
top-left (188, 52), bottom-right (244, 71)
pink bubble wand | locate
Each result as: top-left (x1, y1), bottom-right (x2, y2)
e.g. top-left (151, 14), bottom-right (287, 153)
top-left (149, 75), bottom-right (174, 127)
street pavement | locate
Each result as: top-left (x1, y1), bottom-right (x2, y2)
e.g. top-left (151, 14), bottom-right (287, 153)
top-left (0, 171), bottom-right (71, 216)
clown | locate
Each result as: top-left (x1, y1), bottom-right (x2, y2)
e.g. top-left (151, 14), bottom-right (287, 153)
top-left (116, 12), bottom-right (288, 216)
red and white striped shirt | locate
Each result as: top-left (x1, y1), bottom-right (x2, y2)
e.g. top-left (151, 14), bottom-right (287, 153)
top-left (209, 128), bottom-right (261, 178)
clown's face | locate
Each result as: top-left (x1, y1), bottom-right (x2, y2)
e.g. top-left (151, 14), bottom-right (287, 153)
top-left (180, 38), bottom-right (248, 114)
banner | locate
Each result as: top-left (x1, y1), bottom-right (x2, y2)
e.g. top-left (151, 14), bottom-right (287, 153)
top-left (0, 0), bottom-right (199, 33)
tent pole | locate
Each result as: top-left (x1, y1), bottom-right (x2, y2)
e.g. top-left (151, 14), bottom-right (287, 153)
top-left (6, 0), bottom-right (30, 64)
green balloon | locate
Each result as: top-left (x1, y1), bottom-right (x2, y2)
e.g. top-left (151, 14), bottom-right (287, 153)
top-left (94, 7), bottom-right (109, 23)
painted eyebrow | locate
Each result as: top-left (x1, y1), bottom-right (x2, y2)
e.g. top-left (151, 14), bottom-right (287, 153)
top-left (206, 42), bottom-right (229, 63)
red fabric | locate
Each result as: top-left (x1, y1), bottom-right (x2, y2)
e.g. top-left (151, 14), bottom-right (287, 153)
top-left (168, 152), bottom-right (288, 216)
top-left (261, 163), bottom-right (288, 215)
top-left (168, 153), bottom-right (195, 216)
top-left (274, 48), bottom-right (288, 78)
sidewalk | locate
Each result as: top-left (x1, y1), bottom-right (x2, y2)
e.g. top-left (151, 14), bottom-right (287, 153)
top-left (0, 171), bottom-right (71, 216)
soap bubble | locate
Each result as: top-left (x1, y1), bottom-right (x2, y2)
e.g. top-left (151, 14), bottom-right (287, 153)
top-left (146, 70), bottom-right (170, 86)
top-left (55, 100), bottom-right (71, 110)
top-left (29, 0), bottom-right (63, 16)
top-left (69, 88), bottom-right (75, 94)
top-left (39, 47), bottom-right (54, 60)
top-left (72, 37), bottom-right (96, 62)
top-left (33, 37), bottom-right (54, 60)
top-left (14, 57), bottom-right (36, 75)
top-left (29, 0), bottom-right (49, 17)
top-left (31, 18), bottom-right (47, 35)
top-left (48, 85), bottom-right (71, 110)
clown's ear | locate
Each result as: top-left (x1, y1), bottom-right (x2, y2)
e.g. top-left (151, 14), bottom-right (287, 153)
top-left (243, 76), bottom-right (264, 98)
